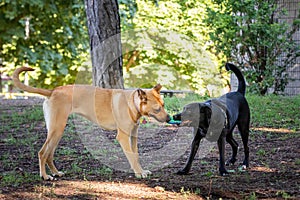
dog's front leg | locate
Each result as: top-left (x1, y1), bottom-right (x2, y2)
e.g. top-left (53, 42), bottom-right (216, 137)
top-left (177, 130), bottom-right (203, 175)
top-left (131, 127), bottom-right (152, 177)
top-left (217, 135), bottom-right (228, 176)
top-left (116, 129), bottom-right (150, 178)
top-left (129, 125), bottom-right (139, 154)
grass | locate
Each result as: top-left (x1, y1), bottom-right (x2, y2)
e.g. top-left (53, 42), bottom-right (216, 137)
top-left (165, 94), bottom-right (300, 132)
top-left (247, 95), bottom-right (300, 131)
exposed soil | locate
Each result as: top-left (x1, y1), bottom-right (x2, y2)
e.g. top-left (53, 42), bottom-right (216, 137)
top-left (0, 97), bottom-right (299, 200)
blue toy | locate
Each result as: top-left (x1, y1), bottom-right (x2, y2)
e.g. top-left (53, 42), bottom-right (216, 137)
top-left (167, 116), bottom-right (181, 125)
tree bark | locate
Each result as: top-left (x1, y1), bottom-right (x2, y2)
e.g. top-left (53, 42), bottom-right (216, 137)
top-left (85, 0), bottom-right (124, 89)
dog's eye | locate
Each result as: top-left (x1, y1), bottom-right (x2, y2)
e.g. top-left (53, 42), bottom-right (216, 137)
top-left (152, 105), bottom-right (161, 113)
top-left (185, 108), bottom-right (191, 113)
top-left (155, 107), bottom-right (161, 113)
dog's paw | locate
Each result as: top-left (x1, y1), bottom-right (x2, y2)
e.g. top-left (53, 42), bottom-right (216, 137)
top-left (220, 171), bottom-right (229, 176)
top-left (135, 170), bottom-right (152, 178)
top-left (225, 158), bottom-right (237, 166)
top-left (237, 165), bottom-right (248, 172)
top-left (177, 169), bottom-right (189, 175)
top-left (41, 175), bottom-right (57, 181)
top-left (242, 160), bottom-right (249, 168)
top-left (53, 171), bottom-right (65, 177)
top-left (219, 169), bottom-right (230, 176)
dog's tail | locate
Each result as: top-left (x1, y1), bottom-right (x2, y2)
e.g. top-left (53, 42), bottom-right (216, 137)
top-left (225, 63), bottom-right (246, 96)
top-left (13, 67), bottom-right (52, 97)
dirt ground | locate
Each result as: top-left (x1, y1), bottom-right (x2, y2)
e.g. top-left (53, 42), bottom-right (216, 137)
top-left (0, 97), bottom-right (299, 199)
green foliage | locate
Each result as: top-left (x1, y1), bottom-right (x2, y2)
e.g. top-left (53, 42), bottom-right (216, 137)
top-left (205, 0), bottom-right (300, 95)
top-left (1, 0), bottom-right (227, 95)
top-left (118, 0), bottom-right (138, 28)
top-left (3, 0), bottom-right (299, 96)
top-left (122, 0), bottom-right (226, 95)
top-left (1, 0), bottom-right (89, 88)
top-left (0, 0), bottom-right (142, 89)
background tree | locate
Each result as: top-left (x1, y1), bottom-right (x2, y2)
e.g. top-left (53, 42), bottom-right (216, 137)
top-left (205, 0), bottom-right (300, 95)
top-left (85, 0), bottom-right (124, 89)
top-left (0, 0), bottom-right (88, 89)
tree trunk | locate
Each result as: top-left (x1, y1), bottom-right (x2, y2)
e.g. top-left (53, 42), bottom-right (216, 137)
top-left (85, 0), bottom-right (124, 89)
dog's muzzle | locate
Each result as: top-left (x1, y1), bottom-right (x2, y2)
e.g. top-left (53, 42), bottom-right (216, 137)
top-left (173, 113), bottom-right (181, 121)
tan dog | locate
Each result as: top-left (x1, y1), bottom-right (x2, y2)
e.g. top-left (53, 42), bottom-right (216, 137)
top-left (13, 67), bottom-right (170, 180)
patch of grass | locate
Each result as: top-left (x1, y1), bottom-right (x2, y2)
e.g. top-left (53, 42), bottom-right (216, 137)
top-left (1, 171), bottom-right (40, 187)
top-left (247, 192), bottom-right (257, 200)
top-left (96, 166), bottom-right (113, 177)
top-left (194, 188), bottom-right (201, 195)
top-left (57, 146), bottom-right (78, 156)
top-left (204, 171), bottom-right (214, 177)
top-left (165, 94), bottom-right (300, 131)
top-left (256, 149), bottom-right (267, 157)
top-left (72, 162), bottom-right (84, 173)
top-left (247, 95), bottom-right (300, 131)
top-left (276, 190), bottom-right (292, 199)
top-left (1, 106), bottom-right (44, 132)
top-left (12, 106), bottom-right (43, 124)
top-left (164, 93), bottom-right (208, 115)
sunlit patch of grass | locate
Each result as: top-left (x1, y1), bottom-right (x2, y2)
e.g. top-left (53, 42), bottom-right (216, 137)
top-left (247, 95), bottom-right (300, 131)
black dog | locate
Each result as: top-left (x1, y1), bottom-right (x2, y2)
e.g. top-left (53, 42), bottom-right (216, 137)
top-left (173, 63), bottom-right (250, 176)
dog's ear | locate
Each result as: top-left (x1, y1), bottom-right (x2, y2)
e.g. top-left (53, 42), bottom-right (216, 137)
top-left (137, 89), bottom-right (147, 103)
top-left (153, 84), bottom-right (162, 93)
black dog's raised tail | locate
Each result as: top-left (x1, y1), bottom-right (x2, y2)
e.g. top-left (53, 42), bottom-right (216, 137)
top-left (225, 63), bottom-right (246, 96)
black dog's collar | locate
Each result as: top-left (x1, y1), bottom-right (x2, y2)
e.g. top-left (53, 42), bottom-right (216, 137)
top-left (210, 100), bottom-right (228, 128)
top-left (219, 106), bottom-right (228, 128)
top-left (200, 102), bottom-right (228, 128)
top-left (198, 102), bottom-right (228, 141)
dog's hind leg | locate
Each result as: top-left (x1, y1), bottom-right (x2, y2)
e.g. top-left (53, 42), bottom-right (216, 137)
top-left (39, 100), bottom-right (69, 180)
top-left (238, 122), bottom-right (250, 169)
top-left (217, 134), bottom-right (229, 176)
top-left (225, 130), bottom-right (238, 166)
top-left (46, 138), bottom-right (65, 178)
top-left (39, 130), bottom-right (65, 180)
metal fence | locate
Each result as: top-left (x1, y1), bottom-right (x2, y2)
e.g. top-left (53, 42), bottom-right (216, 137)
top-left (280, 0), bottom-right (300, 95)
top-left (231, 0), bottom-right (300, 96)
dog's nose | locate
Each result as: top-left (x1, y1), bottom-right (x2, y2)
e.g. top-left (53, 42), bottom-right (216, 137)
top-left (173, 113), bottom-right (181, 121)
top-left (166, 115), bottom-right (171, 123)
